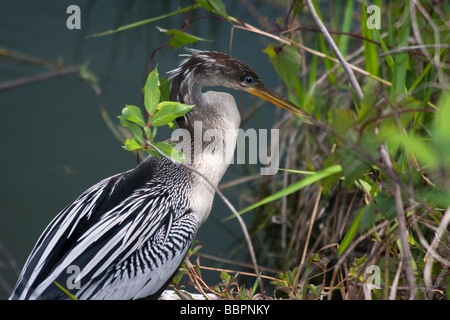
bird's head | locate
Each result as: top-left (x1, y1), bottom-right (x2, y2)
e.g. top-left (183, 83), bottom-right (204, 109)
top-left (169, 50), bottom-right (312, 121)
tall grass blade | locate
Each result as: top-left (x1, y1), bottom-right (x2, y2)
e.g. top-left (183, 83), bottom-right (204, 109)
top-left (228, 165), bottom-right (342, 219)
top-left (88, 4), bottom-right (200, 38)
top-left (390, 0), bottom-right (410, 97)
top-left (362, 1), bottom-right (379, 77)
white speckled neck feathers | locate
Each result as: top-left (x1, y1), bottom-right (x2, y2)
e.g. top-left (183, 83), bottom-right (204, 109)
top-left (168, 51), bottom-right (245, 225)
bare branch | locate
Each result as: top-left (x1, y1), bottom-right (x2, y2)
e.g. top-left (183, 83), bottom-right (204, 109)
top-left (423, 206), bottom-right (450, 298)
top-left (305, 0), bottom-right (364, 101)
top-left (379, 144), bottom-right (417, 299)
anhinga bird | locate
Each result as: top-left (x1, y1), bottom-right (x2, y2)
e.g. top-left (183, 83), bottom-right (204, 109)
top-left (10, 50), bottom-right (311, 300)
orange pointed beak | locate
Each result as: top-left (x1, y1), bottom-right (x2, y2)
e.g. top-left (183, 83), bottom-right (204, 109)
top-left (245, 85), bottom-right (312, 123)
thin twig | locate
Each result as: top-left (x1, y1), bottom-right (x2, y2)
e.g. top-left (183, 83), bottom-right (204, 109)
top-left (218, 174), bottom-right (262, 190)
top-left (423, 206), bottom-right (450, 298)
top-left (305, 0), bottom-right (363, 101)
top-left (199, 265), bottom-right (282, 283)
top-left (327, 220), bottom-right (390, 299)
top-left (293, 185), bottom-right (322, 294)
top-left (281, 130), bottom-right (298, 252)
top-left (389, 260), bottom-right (403, 300)
top-left (232, 23), bottom-right (391, 87)
top-left (0, 65), bottom-right (80, 91)
top-left (379, 143), bottom-right (417, 299)
top-left (195, 251), bottom-right (280, 274)
top-left (185, 258), bottom-right (213, 300)
top-left (145, 140), bottom-right (265, 297)
top-left (379, 44), bottom-right (450, 57)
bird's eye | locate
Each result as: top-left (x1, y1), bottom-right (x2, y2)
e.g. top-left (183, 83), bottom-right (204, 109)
top-left (243, 76), bottom-right (255, 86)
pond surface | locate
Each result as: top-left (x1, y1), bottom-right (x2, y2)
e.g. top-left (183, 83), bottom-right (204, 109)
top-left (0, 0), bottom-right (287, 299)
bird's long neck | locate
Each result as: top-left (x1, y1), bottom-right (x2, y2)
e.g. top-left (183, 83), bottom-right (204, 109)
top-left (169, 72), bottom-right (241, 225)
top-left (170, 73), bottom-right (241, 179)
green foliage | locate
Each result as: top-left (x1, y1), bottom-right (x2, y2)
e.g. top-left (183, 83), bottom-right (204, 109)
top-left (88, 4), bottom-right (201, 38)
top-left (362, 0), bottom-right (380, 77)
top-left (248, 0), bottom-right (449, 300)
top-left (234, 165), bottom-right (343, 218)
top-left (118, 67), bottom-right (194, 162)
top-left (263, 44), bottom-right (304, 104)
top-left (433, 91), bottom-right (450, 166)
top-left (157, 27), bottom-right (212, 49)
top-left (95, 0), bottom-right (449, 300)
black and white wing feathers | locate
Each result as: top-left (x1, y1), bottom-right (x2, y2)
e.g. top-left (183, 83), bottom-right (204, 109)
top-left (10, 156), bottom-right (197, 300)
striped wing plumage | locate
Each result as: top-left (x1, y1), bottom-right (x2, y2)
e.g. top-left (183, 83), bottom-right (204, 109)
top-left (10, 156), bottom-right (198, 300)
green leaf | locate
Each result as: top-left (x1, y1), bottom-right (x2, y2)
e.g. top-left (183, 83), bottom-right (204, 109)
top-left (378, 117), bottom-right (400, 156)
top-left (390, 1), bottom-right (410, 97)
top-left (144, 68), bottom-right (161, 115)
top-left (263, 44), bottom-right (301, 91)
top-left (123, 138), bottom-right (142, 151)
top-left (360, 130), bottom-right (382, 160)
top-left (221, 271), bottom-right (231, 282)
top-left (321, 157), bottom-right (345, 195)
top-left (150, 101), bottom-right (194, 127)
top-left (250, 277), bottom-right (259, 297)
top-left (374, 191), bottom-right (397, 220)
top-left (122, 105), bottom-right (146, 127)
top-left (118, 70), bottom-right (193, 162)
top-left (79, 62), bottom-right (99, 85)
top-left (118, 116), bottom-right (143, 141)
top-left (196, 0), bottom-right (229, 19)
top-left (394, 133), bottom-right (437, 168)
top-left (339, 145), bottom-right (373, 188)
top-left (359, 203), bottom-right (377, 232)
top-left (357, 77), bottom-right (379, 125)
top-left (157, 27), bottom-right (211, 49)
top-left (374, 28), bottom-right (395, 72)
top-left (159, 77), bottom-right (171, 102)
top-left (434, 91), bottom-right (450, 163)
top-left (332, 107), bottom-right (355, 137)
top-left (408, 62), bottom-right (433, 94)
top-left (148, 141), bottom-right (186, 163)
top-left (339, 207), bottom-right (364, 254)
top-left (362, 1), bottom-right (379, 77)
top-left (143, 126), bottom-right (152, 141)
top-left (419, 189), bottom-right (450, 208)
top-left (337, 0), bottom-right (355, 58)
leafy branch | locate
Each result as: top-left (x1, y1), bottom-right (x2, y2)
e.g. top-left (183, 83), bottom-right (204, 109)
top-left (118, 68), bottom-right (194, 163)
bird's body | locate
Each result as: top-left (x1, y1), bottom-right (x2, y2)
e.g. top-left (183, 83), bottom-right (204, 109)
top-left (12, 156), bottom-right (199, 299)
top-left (10, 50), bottom-right (310, 300)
